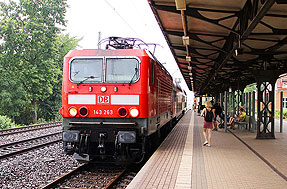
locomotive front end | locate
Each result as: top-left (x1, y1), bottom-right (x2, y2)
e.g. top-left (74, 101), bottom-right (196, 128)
top-left (61, 49), bottom-right (149, 163)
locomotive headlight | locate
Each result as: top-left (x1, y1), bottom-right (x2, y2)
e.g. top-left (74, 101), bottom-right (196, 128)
top-left (69, 107), bottom-right (77, 117)
top-left (101, 86), bottom-right (107, 92)
top-left (130, 108), bottom-right (139, 118)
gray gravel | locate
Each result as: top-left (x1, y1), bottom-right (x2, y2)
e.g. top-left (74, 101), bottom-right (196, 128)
top-left (0, 142), bottom-right (81, 189)
top-left (0, 127), bottom-right (62, 146)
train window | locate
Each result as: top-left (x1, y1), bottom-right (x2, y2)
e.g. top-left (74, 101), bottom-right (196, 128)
top-left (106, 58), bottom-right (139, 83)
top-left (70, 58), bottom-right (103, 82)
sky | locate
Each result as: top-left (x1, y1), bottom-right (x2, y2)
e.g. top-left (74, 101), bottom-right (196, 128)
top-left (65, 0), bottom-right (194, 105)
top-left (65, 0), bottom-right (180, 77)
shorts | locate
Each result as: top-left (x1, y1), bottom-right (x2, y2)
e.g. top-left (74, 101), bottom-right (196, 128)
top-left (203, 120), bottom-right (213, 129)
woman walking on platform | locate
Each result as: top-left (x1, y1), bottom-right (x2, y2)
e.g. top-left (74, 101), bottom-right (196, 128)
top-left (201, 101), bottom-right (215, 147)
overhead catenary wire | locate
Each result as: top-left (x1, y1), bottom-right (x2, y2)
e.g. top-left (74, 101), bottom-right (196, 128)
top-left (103, 0), bottom-right (142, 39)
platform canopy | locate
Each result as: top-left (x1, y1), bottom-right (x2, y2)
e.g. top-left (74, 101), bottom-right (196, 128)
top-left (149, 0), bottom-right (287, 94)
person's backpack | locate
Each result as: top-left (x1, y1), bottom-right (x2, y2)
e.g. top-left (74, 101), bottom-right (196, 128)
top-left (200, 105), bottom-right (205, 110)
top-left (204, 109), bottom-right (213, 122)
top-left (215, 105), bottom-right (222, 115)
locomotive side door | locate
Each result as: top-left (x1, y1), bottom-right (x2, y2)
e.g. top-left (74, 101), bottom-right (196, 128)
top-left (157, 78), bottom-right (160, 126)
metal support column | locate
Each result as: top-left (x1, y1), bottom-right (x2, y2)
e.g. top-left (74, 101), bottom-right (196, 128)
top-left (280, 91), bottom-right (283, 133)
top-left (252, 91), bottom-right (256, 133)
top-left (232, 92), bottom-right (235, 116)
top-left (248, 92), bottom-right (252, 130)
top-left (246, 92), bottom-right (249, 115)
top-left (237, 89), bottom-right (242, 115)
top-left (242, 93), bottom-right (245, 108)
top-left (255, 70), bottom-right (281, 139)
top-left (222, 93), bottom-right (223, 108)
top-left (224, 91), bottom-right (228, 132)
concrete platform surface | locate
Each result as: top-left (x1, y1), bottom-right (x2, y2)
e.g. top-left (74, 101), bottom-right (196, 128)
top-left (127, 111), bottom-right (287, 189)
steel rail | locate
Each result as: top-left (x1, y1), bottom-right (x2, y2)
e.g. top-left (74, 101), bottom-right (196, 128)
top-left (41, 165), bottom-right (127, 189)
top-left (41, 164), bottom-right (88, 189)
top-left (0, 131), bottom-right (62, 148)
top-left (0, 133), bottom-right (61, 160)
top-left (0, 122), bottom-right (61, 137)
top-left (105, 168), bottom-right (127, 189)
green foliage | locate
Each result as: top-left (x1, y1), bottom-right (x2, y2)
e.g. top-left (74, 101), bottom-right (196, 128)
top-left (244, 83), bottom-right (257, 93)
top-left (0, 115), bottom-right (17, 130)
top-left (275, 109), bottom-right (287, 120)
top-left (0, 0), bottom-right (79, 124)
top-left (38, 34), bottom-right (81, 122)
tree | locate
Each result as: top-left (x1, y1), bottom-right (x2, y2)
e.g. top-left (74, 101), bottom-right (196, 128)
top-left (244, 83), bottom-right (257, 93)
top-left (38, 34), bottom-right (81, 122)
top-left (0, 0), bottom-right (68, 124)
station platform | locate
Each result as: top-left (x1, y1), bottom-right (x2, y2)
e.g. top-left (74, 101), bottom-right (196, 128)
top-left (127, 110), bottom-right (287, 189)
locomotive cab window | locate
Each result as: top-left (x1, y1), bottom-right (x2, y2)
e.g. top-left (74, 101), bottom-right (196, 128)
top-left (70, 58), bottom-right (103, 82)
top-left (106, 58), bottom-right (140, 83)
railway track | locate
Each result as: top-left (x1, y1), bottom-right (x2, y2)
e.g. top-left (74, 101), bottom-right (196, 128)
top-left (42, 164), bottom-right (128, 189)
top-left (0, 122), bottom-right (61, 137)
top-left (0, 132), bottom-right (62, 160)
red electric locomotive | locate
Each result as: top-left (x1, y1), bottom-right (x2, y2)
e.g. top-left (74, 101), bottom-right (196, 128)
top-left (61, 37), bottom-right (186, 162)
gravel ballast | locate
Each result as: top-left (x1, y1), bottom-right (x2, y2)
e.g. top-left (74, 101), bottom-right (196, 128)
top-left (0, 142), bottom-right (81, 189)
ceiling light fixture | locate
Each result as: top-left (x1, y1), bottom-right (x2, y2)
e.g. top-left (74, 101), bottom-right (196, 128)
top-left (182, 36), bottom-right (189, 45)
top-left (175, 0), bottom-right (186, 10)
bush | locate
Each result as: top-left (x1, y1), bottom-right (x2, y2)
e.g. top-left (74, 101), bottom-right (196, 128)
top-left (0, 115), bottom-right (17, 130)
top-left (275, 109), bottom-right (287, 120)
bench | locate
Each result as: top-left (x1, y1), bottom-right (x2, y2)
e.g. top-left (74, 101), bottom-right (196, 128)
top-left (236, 115), bottom-right (250, 130)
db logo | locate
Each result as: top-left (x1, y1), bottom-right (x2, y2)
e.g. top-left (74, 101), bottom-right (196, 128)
top-left (98, 95), bottom-right (109, 104)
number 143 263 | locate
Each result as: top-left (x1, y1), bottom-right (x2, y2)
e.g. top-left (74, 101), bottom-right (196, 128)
top-left (94, 109), bottom-right (113, 115)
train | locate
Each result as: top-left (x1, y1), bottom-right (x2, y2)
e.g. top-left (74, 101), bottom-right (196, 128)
top-left (60, 37), bottom-right (187, 163)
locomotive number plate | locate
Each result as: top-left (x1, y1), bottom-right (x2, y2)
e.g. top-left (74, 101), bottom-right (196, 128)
top-left (94, 109), bottom-right (113, 115)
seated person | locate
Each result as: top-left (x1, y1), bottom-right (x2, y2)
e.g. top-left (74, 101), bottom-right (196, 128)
top-left (217, 113), bottom-right (232, 129)
top-left (228, 108), bottom-right (246, 129)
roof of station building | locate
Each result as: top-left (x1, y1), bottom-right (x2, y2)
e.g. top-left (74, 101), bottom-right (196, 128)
top-left (149, 0), bottom-right (287, 95)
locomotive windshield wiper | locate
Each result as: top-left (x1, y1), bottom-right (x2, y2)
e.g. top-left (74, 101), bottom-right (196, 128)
top-left (129, 68), bottom-right (138, 86)
top-left (77, 76), bottom-right (97, 86)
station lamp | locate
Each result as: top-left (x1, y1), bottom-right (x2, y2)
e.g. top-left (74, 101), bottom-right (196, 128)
top-left (235, 48), bottom-right (243, 56)
top-left (175, 0), bottom-right (186, 10)
top-left (182, 36), bottom-right (189, 46)
top-left (188, 66), bottom-right (192, 71)
top-left (186, 56), bottom-right (191, 62)
top-left (235, 49), bottom-right (238, 56)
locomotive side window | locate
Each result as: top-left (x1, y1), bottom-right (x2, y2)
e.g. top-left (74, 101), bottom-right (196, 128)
top-left (70, 58), bottom-right (103, 82)
top-left (106, 58), bottom-right (139, 83)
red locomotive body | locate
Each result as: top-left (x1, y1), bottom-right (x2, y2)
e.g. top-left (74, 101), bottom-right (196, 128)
top-left (61, 37), bottom-right (185, 162)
